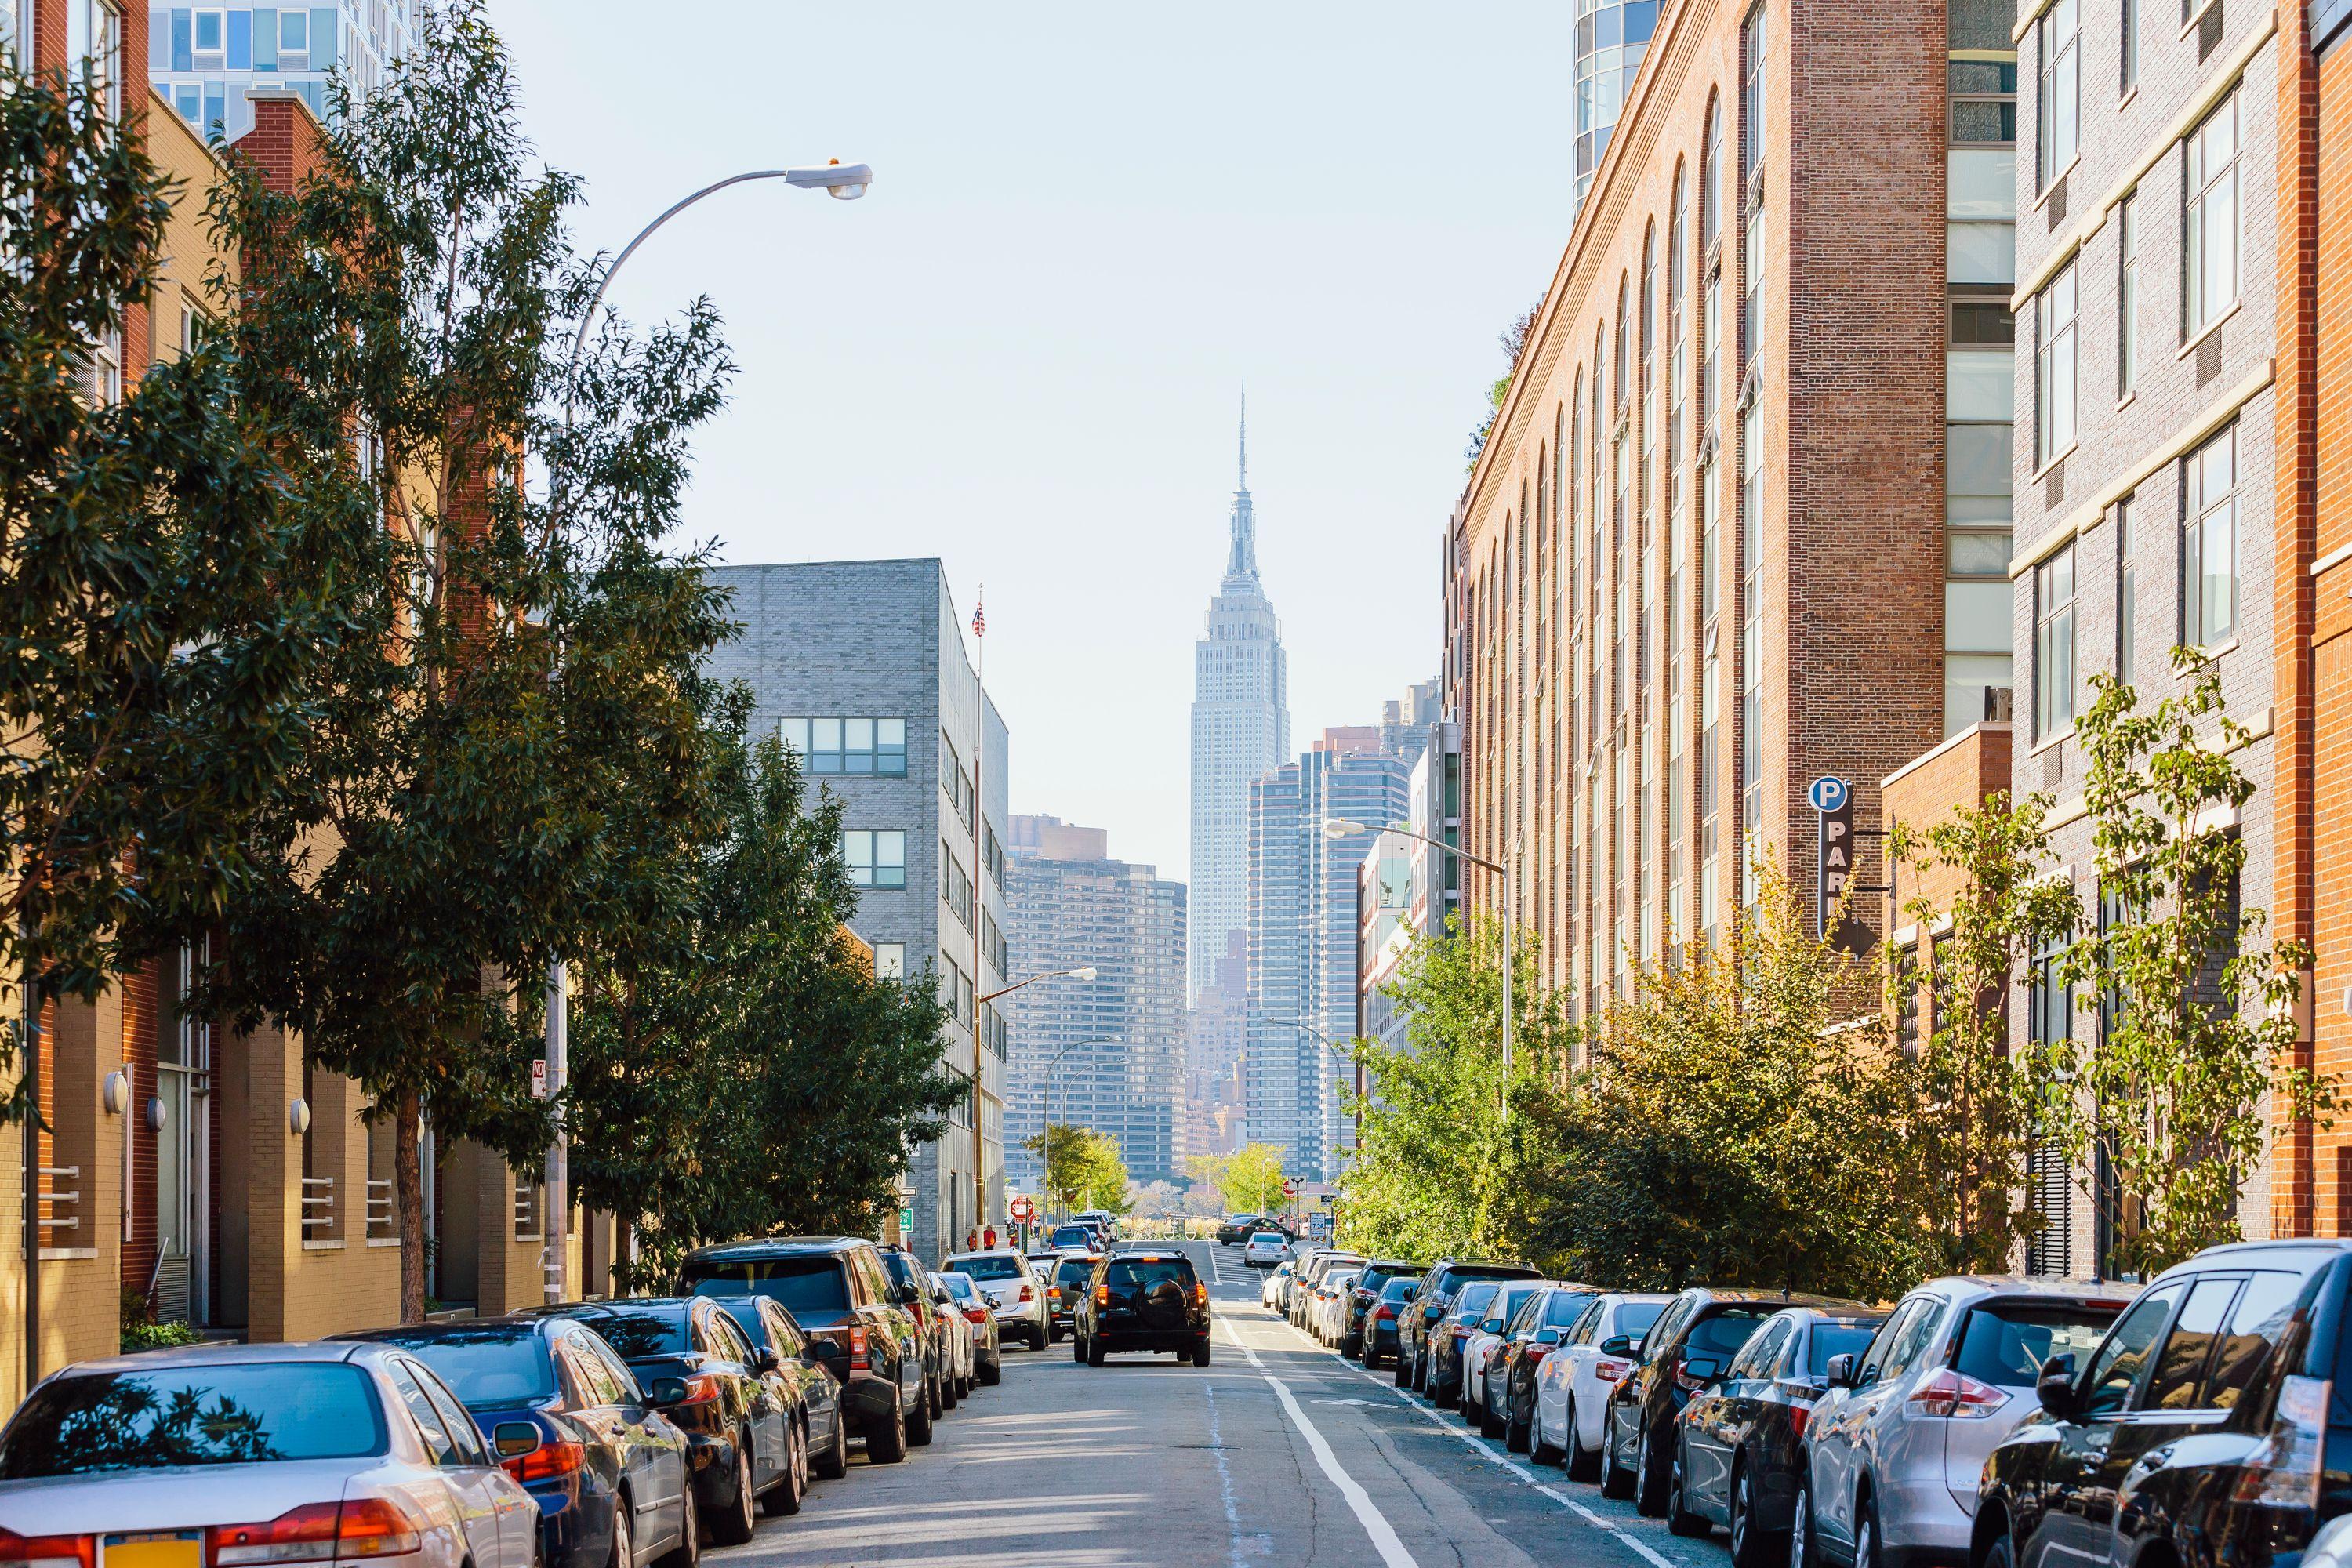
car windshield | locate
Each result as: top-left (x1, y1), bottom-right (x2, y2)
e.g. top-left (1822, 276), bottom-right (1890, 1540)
top-left (946, 1254), bottom-right (1024, 1281)
top-left (681, 1256), bottom-right (851, 1323)
top-left (1547, 1292), bottom-right (1599, 1329)
top-left (1108, 1258), bottom-right (1194, 1290)
top-left (1954, 1301), bottom-right (2121, 1386)
top-left (1686, 1308), bottom-right (1777, 1358)
top-left (1054, 1259), bottom-right (1096, 1287)
top-left (0, 1363), bottom-right (387, 1477)
top-left (369, 1329), bottom-right (555, 1409)
top-left (1617, 1301), bottom-right (1668, 1340)
top-left (1807, 1325), bottom-right (1881, 1378)
top-left (1451, 1282), bottom-right (1501, 1319)
top-left (582, 1308), bottom-right (688, 1359)
top-left (1379, 1278), bottom-right (1419, 1301)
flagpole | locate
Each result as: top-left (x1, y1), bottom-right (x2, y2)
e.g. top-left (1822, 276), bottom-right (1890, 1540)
top-left (969, 589), bottom-right (987, 1258)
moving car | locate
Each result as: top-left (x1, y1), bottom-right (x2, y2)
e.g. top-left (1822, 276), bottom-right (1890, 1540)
top-left (1245, 1230), bottom-right (1291, 1268)
top-left (1075, 1248), bottom-right (1214, 1366)
top-left (1800, 1276), bottom-right (2123, 1568)
top-left (1671, 1303), bottom-right (1886, 1562)
top-left (708, 1292), bottom-right (851, 1489)
top-left (1969, 1247), bottom-right (2335, 1568)
top-left (942, 1248), bottom-right (1049, 1350)
top-left (1487, 1283), bottom-right (1602, 1450)
top-left (1362, 1275), bottom-right (1425, 1370)
top-left (1602, 1287), bottom-right (1863, 1518)
top-left (1047, 1252), bottom-right (1104, 1341)
top-left (938, 1271), bottom-right (1005, 1385)
top-left (0, 1341), bottom-right (541, 1566)
top-left (1425, 1279), bottom-right (1507, 1408)
top-left (1535, 1292), bottom-right (1673, 1479)
top-left (1461, 1281), bottom-right (1552, 1425)
top-left (1218, 1214), bottom-right (1272, 1246)
top-left (331, 1316), bottom-right (695, 1566)
top-left (1400, 1259), bottom-right (1545, 1392)
top-left (1344, 1261), bottom-right (1427, 1359)
top-left (674, 1235), bottom-right (931, 1465)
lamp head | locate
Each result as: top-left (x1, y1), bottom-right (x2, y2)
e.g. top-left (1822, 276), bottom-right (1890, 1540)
top-left (1073, 967), bottom-right (1098, 982)
top-left (1323, 818), bottom-right (1367, 840)
top-left (785, 160), bottom-right (873, 200)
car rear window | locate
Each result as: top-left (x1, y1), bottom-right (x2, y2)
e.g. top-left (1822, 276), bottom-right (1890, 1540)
top-left (941, 1274), bottom-right (981, 1301)
top-left (583, 1308), bottom-right (690, 1360)
top-left (1806, 1325), bottom-right (1880, 1379)
top-left (1380, 1277), bottom-right (1419, 1301)
top-left (681, 1256), bottom-right (852, 1323)
top-left (1547, 1291), bottom-right (1599, 1329)
top-left (1054, 1258), bottom-right (1097, 1287)
top-left (947, 1254), bottom-right (1024, 1281)
top-left (374, 1330), bottom-right (555, 1409)
top-left (1249, 1232), bottom-right (1284, 1243)
top-left (1686, 1308), bottom-right (1776, 1358)
top-left (1108, 1258), bottom-right (1196, 1289)
top-left (1952, 1301), bottom-right (2121, 1387)
top-left (0, 1363), bottom-right (387, 1477)
top-left (1452, 1281), bottom-right (1501, 1319)
top-left (1052, 1227), bottom-right (1094, 1247)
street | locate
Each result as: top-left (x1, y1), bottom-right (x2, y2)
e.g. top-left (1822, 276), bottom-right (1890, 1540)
top-left (710, 1241), bottom-right (1718, 1568)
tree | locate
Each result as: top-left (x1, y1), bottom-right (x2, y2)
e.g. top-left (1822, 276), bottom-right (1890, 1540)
top-left (1464, 301), bottom-right (1544, 469)
top-left (0, 52), bottom-right (325, 1107)
top-left (1025, 1123), bottom-right (1129, 1217)
top-left (201, 2), bottom-right (735, 1319)
top-left (1221, 1142), bottom-right (1292, 1220)
top-left (568, 729), bottom-right (961, 1288)
top-left (2049, 657), bottom-right (2336, 1275)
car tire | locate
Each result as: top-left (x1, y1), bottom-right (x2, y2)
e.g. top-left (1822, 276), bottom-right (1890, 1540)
top-left (1392, 1347), bottom-right (1411, 1386)
top-left (710, 1438), bottom-right (757, 1546)
top-left (1073, 1332), bottom-right (1089, 1364)
top-left (1087, 1337), bottom-right (1106, 1367)
top-left (1599, 1412), bottom-right (1635, 1500)
top-left (1029, 1323), bottom-right (1047, 1352)
top-left (1529, 1406), bottom-right (1560, 1466)
top-left (1853, 1491), bottom-right (1882, 1568)
top-left (941, 1368), bottom-right (959, 1410)
top-left (1668, 1435), bottom-right (1711, 1538)
top-left (866, 1397), bottom-right (909, 1465)
top-left (763, 1421), bottom-right (804, 1517)
top-left (1635, 1425), bottom-right (1671, 1518)
top-left (1478, 1385), bottom-right (1504, 1439)
top-left (1567, 1399), bottom-right (1600, 1480)
top-left (1730, 1457), bottom-right (1777, 1568)
top-left (980, 1353), bottom-right (1003, 1387)
top-left (1193, 1338), bottom-right (1212, 1367)
top-left (1979, 1524), bottom-right (2017, 1568)
top-left (608, 1496), bottom-right (633, 1568)
top-left (1505, 1392), bottom-right (1531, 1453)
top-left (814, 1411), bottom-right (849, 1480)
top-left (907, 1381), bottom-right (936, 1448)
top-left (1789, 1477), bottom-right (1817, 1568)
top-left (652, 1485), bottom-right (697, 1568)
top-left (926, 1367), bottom-right (944, 1421)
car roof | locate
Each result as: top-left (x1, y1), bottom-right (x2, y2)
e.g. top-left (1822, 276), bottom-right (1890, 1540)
top-left (1683, 1287), bottom-right (1864, 1308)
top-left (45, 1339), bottom-right (372, 1377)
top-left (2159, 1240), bottom-right (2352, 1281)
top-left (1901, 1274), bottom-right (2142, 1306)
top-left (944, 1249), bottom-right (1027, 1261)
top-left (681, 1237), bottom-right (864, 1261)
top-left (331, 1319), bottom-right (557, 1345)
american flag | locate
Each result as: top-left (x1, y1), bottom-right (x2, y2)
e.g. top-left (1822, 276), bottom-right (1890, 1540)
top-left (971, 598), bottom-right (985, 638)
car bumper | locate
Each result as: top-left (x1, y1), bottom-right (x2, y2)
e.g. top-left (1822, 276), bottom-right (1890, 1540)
top-left (526, 1472), bottom-right (611, 1568)
top-left (1091, 1327), bottom-right (1210, 1352)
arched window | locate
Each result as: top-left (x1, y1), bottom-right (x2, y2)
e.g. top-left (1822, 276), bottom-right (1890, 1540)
top-left (1613, 276), bottom-right (1631, 416)
top-left (1700, 93), bottom-right (1722, 253)
top-left (1641, 221), bottom-right (1658, 399)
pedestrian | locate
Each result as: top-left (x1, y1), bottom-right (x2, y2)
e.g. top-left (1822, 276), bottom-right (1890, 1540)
top-left (983, 1223), bottom-right (997, 1249)
top-left (966, 1229), bottom-right (978, 1252)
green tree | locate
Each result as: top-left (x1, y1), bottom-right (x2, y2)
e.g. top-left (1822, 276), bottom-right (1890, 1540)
top-left (200, 2), bottom-right (735, 1319)
top-left (1221, 1142), bottom-right (1294, 1221)
top-left (568, 728), bottom-right (960, 1288)
top-left (1027, 1123), bottom-right (1131, 1217)
top-left (2050, 657), bottom-right (2336, 1274)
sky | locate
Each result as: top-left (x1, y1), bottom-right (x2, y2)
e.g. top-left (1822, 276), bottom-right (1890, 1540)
top-left (492, 2), bottom-right (1576, 883)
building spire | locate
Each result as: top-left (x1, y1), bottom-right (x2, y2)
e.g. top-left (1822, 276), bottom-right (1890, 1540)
top-left (1227, 384), bottom-right (1258, 583)
top-left (1239, 382), bottom-right (1247, 491)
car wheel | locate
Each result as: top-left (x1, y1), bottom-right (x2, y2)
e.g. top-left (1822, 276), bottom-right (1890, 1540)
top-left (1599, 1411), bottom-right (1635, 1499)
top-left (926, 1367), bottom-right (944, 1420)
top-left (1073, 1331), bottom-right (1089, 1364)
top-left (608, 1496), bottom-right (633, 1568)
top-left (652, 1485), bottom-right (697, 1568)
top-left (1030, 1322), bottom-right (1047, 1351)
top-left (1193, 1337), bottom-right (1212, 1367)
top-left (1529, 1402), bottom-right (1560, 1466)
top-left (1668, 1434), bottom-right (1712, 1537)
top-left (941, 1367), bottom-right (959, 1410)
top-left (1635, 1425), bottom-right (1671, 1517)
top-left (814, 1410), bottom-right (849, 1479)
top-left (1087, 1336), bottom-right (1106, 1367)
top-left (866, 1396), bottom-right (909, 1465)
top-left (907, 1379), bottom-right (936, 1447)
top-left (1789, 1477), bottom-right (1816, 1568)
top-left (1566, 1398), bottom-right (1600, 1480)
top-left (710, 1438), bottom-right (756, 1546)
top-left (1505, 1391), bottom-right (1531, 1454)
top-left (762, 1421), bottom-right (804, 1517)
top-left (1478, 1383), bottom-right (1504, 1439)
top-left (1854, 1492), bottom-right (1882, 1568)
top-left (1731, 1458), bottom-right (1777, 1568)
top-left (980, 1352), bottom-right (1003, 1387)
top-left (1980, 1525), bottom-right (2018, 1568)
top-left (1392, 1345), bottom-right (1411, 1386)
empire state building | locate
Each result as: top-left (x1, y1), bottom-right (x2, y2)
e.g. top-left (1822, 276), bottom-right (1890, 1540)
top-left (1189, 397), bottom-right (1290, 995)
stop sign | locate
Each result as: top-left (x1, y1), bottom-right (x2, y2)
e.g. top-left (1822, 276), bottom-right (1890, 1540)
top-left (1009, 1196), bottom-right (1035, 1221)
top-left (1282, 1179), bottom-right (1298, 1196)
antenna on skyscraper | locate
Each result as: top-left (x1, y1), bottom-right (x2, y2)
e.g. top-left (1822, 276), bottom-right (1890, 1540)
top-left (1238, 382), bottom-right (1247, 492)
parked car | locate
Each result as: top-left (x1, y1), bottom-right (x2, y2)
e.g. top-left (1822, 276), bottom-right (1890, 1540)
top-left (1293, 1251), bottom-right (1364, 1329)
top-left (331, 1317), bottom-right (696, 1566)
top-left (942, 1248), bottom-right (1049, 1350)
top-left (673, 1235), bottom-right (931, 1465)
top-left (1801, 1276), bottom-right (2125, 1568)
top-left (1462, 1281), bottom-right (1559, 1427)
top-left (1671, 1304), bottom-right (1887, 1563)
top-left (1047, 1251), bottom-right (1104, 1341)
top-left (1261, 1257), bottom-right (1298, 1308)
top-left (1075, 1247), bottom-right (1213, 1366)
top-left (1425, 1279), bottom-right (1507, 1408)
top-left (1218, 1214), bottom-right (1272, 1245)
top-left (1246, 1230), bottom-right (1291, 1269)
top-left (1603, 1287), bottom-right (1864, 1519)
top-left (938, 1271), bottom-right (1005, 1385)
top-left (521, 1296), bottom-right (800, 1545)
top-left (706, 1291), bottom-right (851, 1488)
top-left (1400, 1259), bottom-right (1545, 1392)
top-left (1276, 1247), bottom-right (1331, 1316)
top-left (1534, 1291), bottom-right (1673, 1479)
top-left (877, 1247), bottom-right (955, 1422)
top-left (0, 1341), bottom-right (541, 1566)
top-left (1316, 1268), bottom-right (1364, 1345)
top-left (1343, 1261), bottom-right (1427, 1360)
top-left (1363, 1275), bottom-right (1426, 1370)
top-left (1486, 1283), bottom-right (1603, 1450)
top-left (927, 1271), bottom-right (975, 1402)
top-left (1970, 1247), bottom-right (2345, 1568)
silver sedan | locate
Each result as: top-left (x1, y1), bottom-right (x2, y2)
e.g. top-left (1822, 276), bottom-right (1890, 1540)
top-left (943, 1249), bottom-right (1050, 1350)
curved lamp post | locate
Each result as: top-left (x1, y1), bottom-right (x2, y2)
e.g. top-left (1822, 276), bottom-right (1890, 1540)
top-left (1324, 818), bottom-right (1517, 1076)
top-left (977, 966), bottom-right (1094, 1247)
top-left (1036, 1035), bottom-right (1120, 1227)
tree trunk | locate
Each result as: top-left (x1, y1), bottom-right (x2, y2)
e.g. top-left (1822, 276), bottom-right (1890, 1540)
top-left (397, 1087), bottom-right (425, 1323)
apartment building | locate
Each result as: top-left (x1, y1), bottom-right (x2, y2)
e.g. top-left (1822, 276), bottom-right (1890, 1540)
top-left (147, 0), bottom-right (419, 140)
top-left (1360, 716), bottom-right (1463, 1054)
top-left (1448, 0), bottom-right (1965, 1015)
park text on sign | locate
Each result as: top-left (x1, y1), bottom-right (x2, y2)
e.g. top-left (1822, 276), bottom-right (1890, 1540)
top-left (1809, 776), bottom-right (1853, 940)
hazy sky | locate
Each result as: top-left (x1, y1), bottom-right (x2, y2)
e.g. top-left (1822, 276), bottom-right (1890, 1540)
top-left (492, 2), bottom-right (1574, 881)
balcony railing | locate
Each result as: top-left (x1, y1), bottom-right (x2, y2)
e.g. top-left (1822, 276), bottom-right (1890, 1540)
top-left (299, 1176), bottom-right (336, 1239)
top-left (37, 1165), bottom-right (78, 1243)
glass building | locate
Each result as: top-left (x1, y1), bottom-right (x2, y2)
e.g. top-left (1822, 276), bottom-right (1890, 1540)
top-left (1574, 0), bottom-right (1660, 210)
top-left (147, 2), bottom-right (418, 143)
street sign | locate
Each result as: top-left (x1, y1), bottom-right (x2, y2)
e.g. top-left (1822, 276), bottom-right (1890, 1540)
top-left (1281, 1178), bottom-right (1299, 1197)
top-left (530, 1058), bottom-right (547, 1099)
top-left (1009, 1195), bottom-right (1035, 1222)
top-left (1811, 775), bottom-right (1854, 939)
top-left (896, 1205), bottom-right (913, 1237)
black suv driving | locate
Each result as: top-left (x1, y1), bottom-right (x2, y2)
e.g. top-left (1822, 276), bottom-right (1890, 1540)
top-left (677, 1236), bottom-right (931, 1462)
top-left (1074, 1249), bottom-right (1212, 1366)
top-left (1400, 1258), bottom-right (1544, 1393)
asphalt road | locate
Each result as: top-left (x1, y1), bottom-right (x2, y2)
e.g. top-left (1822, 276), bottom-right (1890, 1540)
top-left (707, 1239), bottom-right (1736, 1568)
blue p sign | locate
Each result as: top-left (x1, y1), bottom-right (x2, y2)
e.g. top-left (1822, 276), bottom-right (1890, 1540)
top-left (1808, 776), bottom-right (1849, 815)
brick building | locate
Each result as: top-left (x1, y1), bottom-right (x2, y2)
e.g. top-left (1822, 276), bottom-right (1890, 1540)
top-left (1448, 0), bottom-right (1978, 1014)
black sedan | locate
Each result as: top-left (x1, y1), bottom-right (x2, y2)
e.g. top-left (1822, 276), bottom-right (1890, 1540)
top-left (1342, 1261), bottom-right (1425, 1359)
top-left (1671, 1304), bottom-right (1886, 1563)
top-left (332, 1316), bottom-right (695, 1568)
top-left (1425, 1279), bottom-right (1505, 1407)
top-left (710, 1292), bottom-right (851, 1492)
top-left (526, 1296), bottom-right (801, 1546)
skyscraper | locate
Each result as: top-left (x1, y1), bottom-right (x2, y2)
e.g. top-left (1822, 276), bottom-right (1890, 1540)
top-left (147, 2), bottom-right (419, 142)
top-left (1189, 394), bottom-right (1290, 996)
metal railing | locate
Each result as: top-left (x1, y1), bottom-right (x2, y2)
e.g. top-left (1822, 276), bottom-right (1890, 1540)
top-left (512, 1176), bottom-right (540, 1242)
top-left (299, 1176), bottom-right (336, 1237)
top-left (37, 1165), bottom-right (78, 1237)
top-left (365, 1178), bottom-right (394, 1240)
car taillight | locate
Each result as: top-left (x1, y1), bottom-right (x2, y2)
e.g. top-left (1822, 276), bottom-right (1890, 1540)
top-left (1048, 1286), bottom-right (1062, 1301)
top-left (0, 1530), bottom-right (93, 1568)
top-left (1908, 1369), bottom-right (2009, 1418)
top-left (211, 1499), bottom-right (424, 1565)
top-left (504, 1439), bottom-right (589, 1484)
top-left (1095, 1285), bottom-right (1110, 1308)
top-left (2233, 1374), bottom-right (2330, 1508)
top-left (1195, 1281), bottom-right (1209, 1307)
top-left (848, 1323), bottom-right (869, 1371)
top-left (1018, 1285), bottom-right (1034, 1302)
top-left (1594, 1358), bottom-right (1628, 1381)
top-left (675, 1371), bottom-right (725, 1406)
top-left (1376, 1304), bottom-right (1397, 1322)
top-left (965, 1307), bottom-right (989, 1325)
top-left (1790, 1404), bottom-right (1809, 1439)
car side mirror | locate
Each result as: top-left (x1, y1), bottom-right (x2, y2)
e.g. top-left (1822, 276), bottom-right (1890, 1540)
top-left (757, 1347), bottom-right (781, 1374)
top-left (490, 1421), bottom-right (541, 1460)
top-left (1683, 1356), bottom-right (1724, 1383)
top-left (1824, 1353), bottom-right (1857, 1389)
top-left (1599, 1335), bottom-right (1634, 1357)
top-left (2037, 1353), bottom-right (2079, 1417)
top-left (1424, 1304), bottom-right (1446, 1322)
top-left (645, 1375), bottom-right (690, 1407)
top-left (807, 1338), bottom-right (844, 1366)
top-left (894, 1283), bottom-right (921, 1305)
top-left (1534, 1327), bottom-right (1565, 1346)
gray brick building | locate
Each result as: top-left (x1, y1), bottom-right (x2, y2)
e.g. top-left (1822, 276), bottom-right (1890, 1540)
top-left (705, 561), bottom-right (1011, 1265)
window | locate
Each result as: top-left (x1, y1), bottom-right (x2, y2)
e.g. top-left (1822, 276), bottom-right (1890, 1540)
top-left (2037, 0), bottom-right (2080, 189)
top-left (2183, 424), bottom-right (2238, 648)
top-left (2142, 1277), bottom-right (2238, 1410)
top-left (0, 0), bottom-right (20, 63)
top-left (2080, 1284), bottom-right (2182, 1415)
top-left (67, 1), bottom-right (120, 119)
top-left (1740, 5), bottom-right (1768, 374)
top-left (942, 734), bottom-right (975, 830)
top-left (2117, 495), bottom-right (2138, 684)
top-left (192, 6), bottom-right (223, 54)
top-left (2185, 94), bottom-right (2239, 337)
top-left (872, 942), bottom-right (905, 981)
top-left (2118, 196), bottom-right (2139, 397)
top-left (1949, 59), bottom-right (2018, 146)
top-left (840, 829), bottom-right (907, 890)
top-left (2035, 545), bottom-right (2076, 737)
top-left (2204, 1271), bottom-right (2303, 1410)
top-left (2122, 0), bottom-right (2139, 95)
top-left (1859, 1299), bottom-right (1926, 1383)
top-left (941, 841), bottom-right (972, 930)
top-left (280, 6), bottom-right (310, 60)
top-left (2036, 263), bottom-right (2078, 465)
top-left (778, 716), bottom-right (908, 775)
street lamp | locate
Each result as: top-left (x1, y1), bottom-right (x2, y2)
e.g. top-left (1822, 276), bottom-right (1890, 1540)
top-left (1324, 818), bottom-right (1519, 1076)
top-left (973, 965), bottom-right (1096, 1248)
top-left (1036, 1036), bottom-right (1120, 1227)
top-left (539, 158), bottom-right (871, 1304)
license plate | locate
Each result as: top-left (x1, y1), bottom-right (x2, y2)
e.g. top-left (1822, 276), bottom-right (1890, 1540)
top-left (103, 1535), bottom-right (202, 1568)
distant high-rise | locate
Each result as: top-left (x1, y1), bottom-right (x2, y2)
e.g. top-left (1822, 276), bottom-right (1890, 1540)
top-left (1189, 393), bottom-right (1290, 995)
top-left (148, 2), bottom-right (420, 142)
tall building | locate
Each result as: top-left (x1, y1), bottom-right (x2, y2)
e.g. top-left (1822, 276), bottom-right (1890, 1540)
top-left (1574, 0), bottom-right (1662, 211)
top-left (1185, 932), bottom-right (1250, 1162)
top-left (1190, 397), bottom-right (1290, 995)
top-left (1361, 714), bottom-right (1462, 1054)
top-left (147, 2), bottom-right (419, 141)
top-left (1247, 728), bottom-right (1410, 1182)
top-left (703, 560), bottom-right (1011, 1266)
top-left (1000, 817), bottom-right (1188, 1190)
top-left (1450, 0), bottom-right (1963, 1014)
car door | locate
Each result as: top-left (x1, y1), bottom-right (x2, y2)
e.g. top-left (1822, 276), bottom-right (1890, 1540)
top-left (772, 1303), bottom-right (841, 1453)
top-left (2096, 1276), bottom-right (2245, 1568)
top-left (1693, 1313), bottom-right (1793, 1522)
top-left (2020, 1283), bottom-right (2183, 1568)
top-left (423, 1367), bottom-right (535, 1566)
top-left (583, 1326), bottom-right (689, 1551)
top-left (707, 1301), bottom-right (786, 1487)
top-left (1619, 1295), bottom-right (1694, 1462)
top-left (387, 1356), bottom-right (508, 1566)
top-left (1814, 1296), bottom-right (1927, 1554)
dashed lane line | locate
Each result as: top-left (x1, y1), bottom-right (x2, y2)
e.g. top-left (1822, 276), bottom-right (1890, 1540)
top-left (1221, 1318), bottom-right (1421, 1568)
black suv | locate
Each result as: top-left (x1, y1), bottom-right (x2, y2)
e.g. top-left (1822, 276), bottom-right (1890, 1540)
top-left (1976, 1240), bottom-right (2352, 1568)
top-left (677, 1236), bottom-right (931, 1462)
top-left (1074, 1248), bottom-right (1212, 1366)
top-left (1400, 1258), bottom-right (1544, 1393)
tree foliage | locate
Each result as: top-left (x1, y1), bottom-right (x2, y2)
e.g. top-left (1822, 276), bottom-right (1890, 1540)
top-left (1026, 1122), bottom-right (1131, 1217)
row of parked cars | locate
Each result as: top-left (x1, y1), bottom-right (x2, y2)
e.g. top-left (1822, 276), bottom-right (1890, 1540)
top-left (0, 1234), bottom-right (1036, 1566)
top-left (1269, 1235), bottom-right (2352, 1568)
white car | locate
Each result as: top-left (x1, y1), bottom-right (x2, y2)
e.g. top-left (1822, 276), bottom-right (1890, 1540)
top-left (0, 1341), bottom-right (539, 1564)
top-left (943, 1248), bottom-right (1049, 1350)
top-left (1458, 1281), bottom-right (1550, 1423)
top-left (1244, 1230), bottom-right (1290, 1269)
top-left (1533, 1290), bottom-right (1675, 1476)
top-left (1316, 1268), bottom-right (1363, 1344)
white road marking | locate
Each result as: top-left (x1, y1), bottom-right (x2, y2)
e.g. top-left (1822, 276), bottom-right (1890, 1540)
top-left (1222, 1321), bottom-right (1421, 1568)
top-left (1203, 1381), bottom-right (1253, 1568)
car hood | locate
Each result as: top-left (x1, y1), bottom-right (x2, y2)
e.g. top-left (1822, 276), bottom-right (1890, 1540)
top-left (0, 1458), bottom-right (396, 1533)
